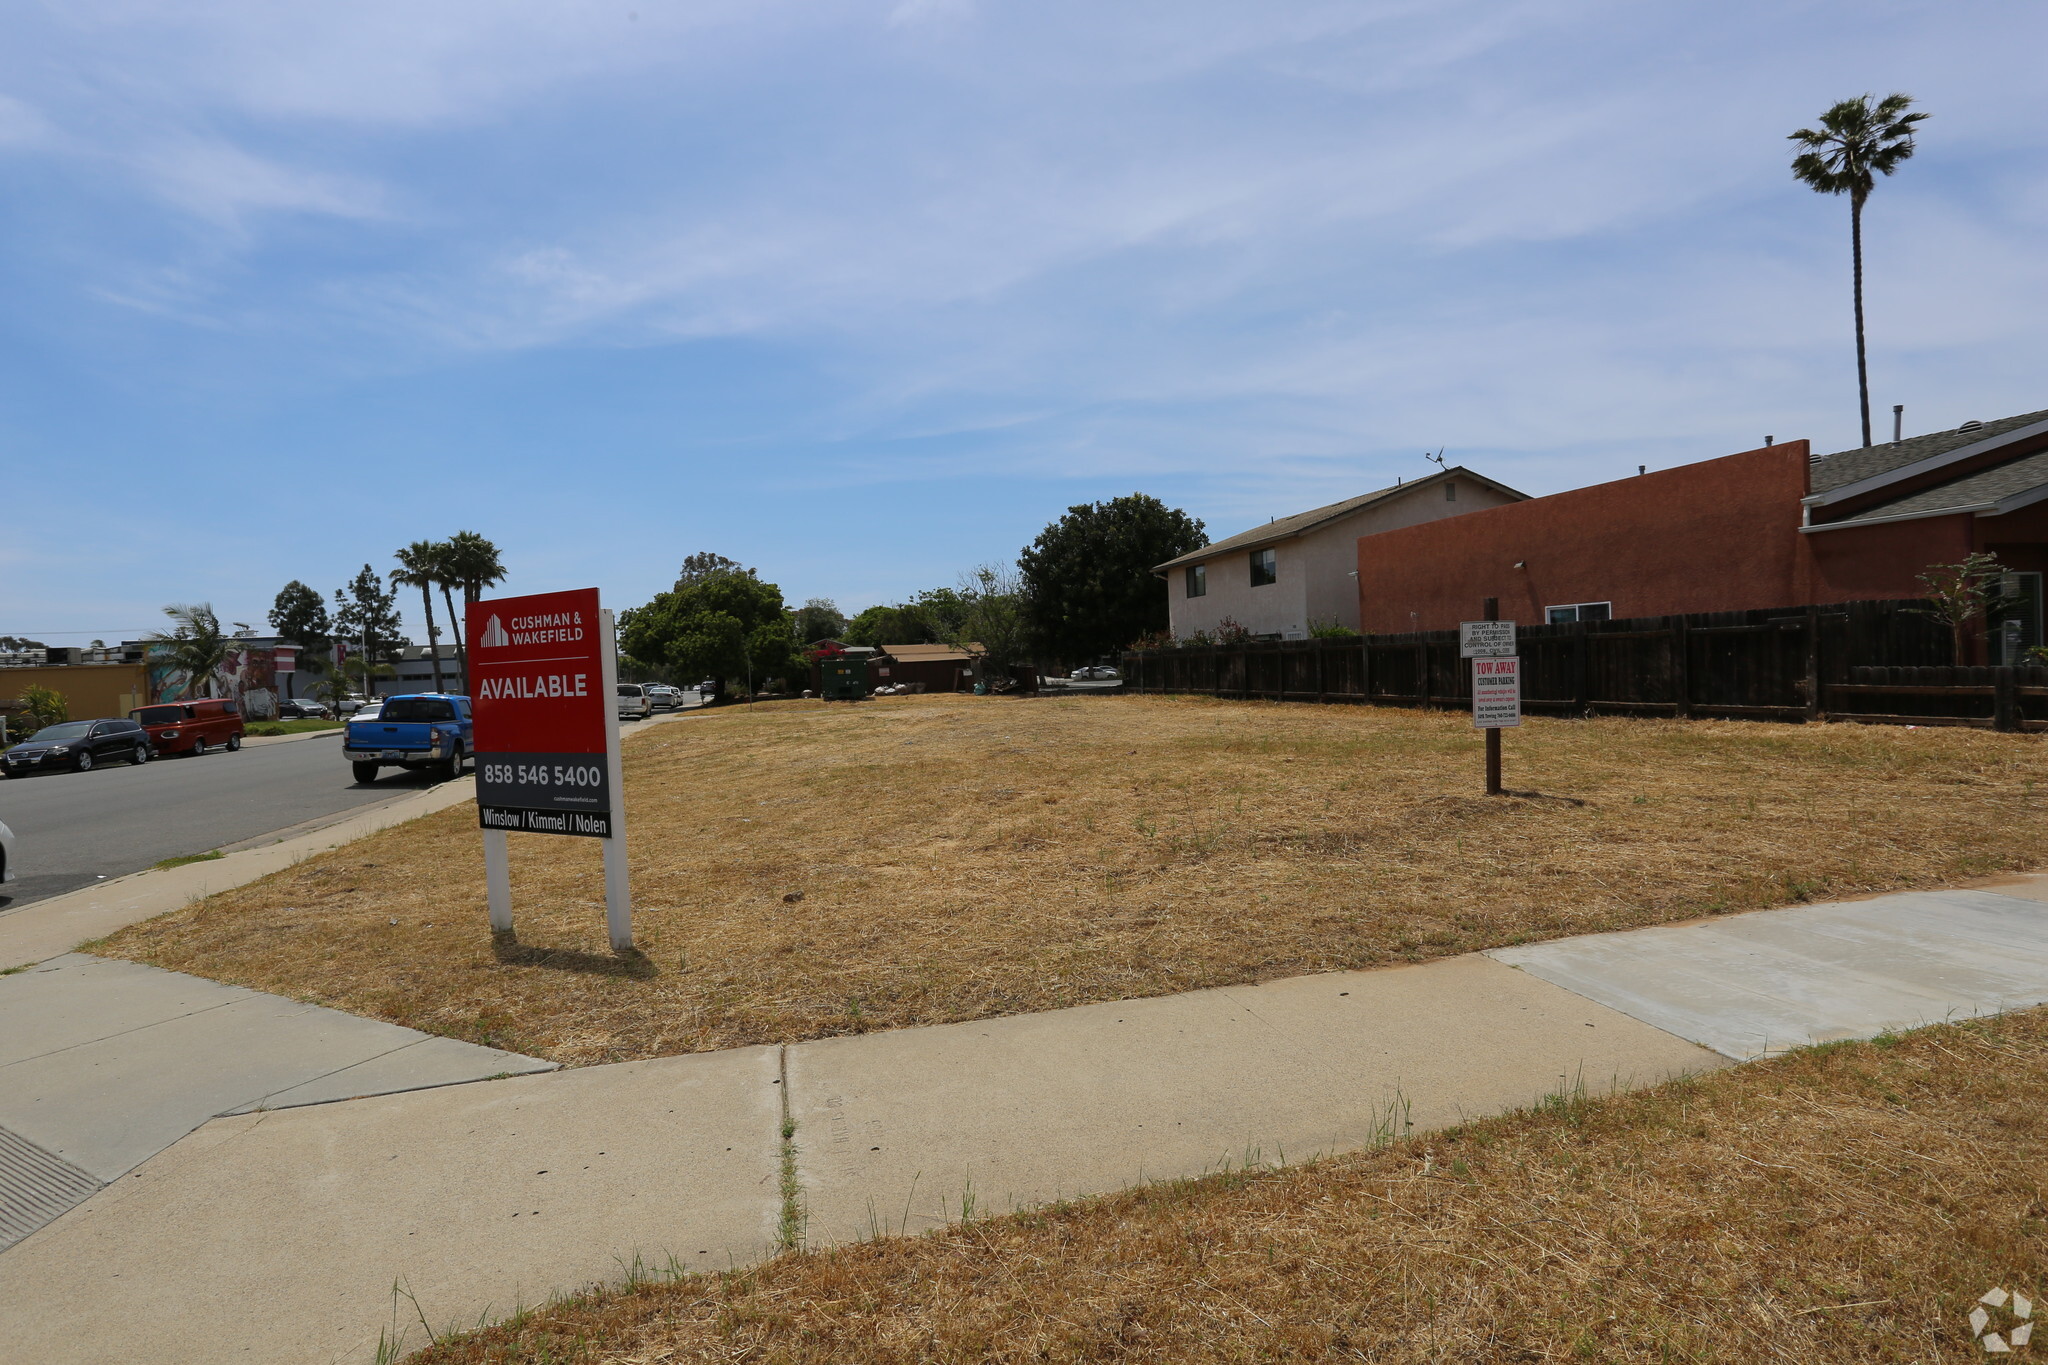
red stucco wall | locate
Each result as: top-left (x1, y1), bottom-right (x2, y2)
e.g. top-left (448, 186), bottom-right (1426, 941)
top-left (1354, 440), bottom-right (1986, 632)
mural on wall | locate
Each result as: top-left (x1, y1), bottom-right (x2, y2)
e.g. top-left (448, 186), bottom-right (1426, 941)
top-left (145, 643), bottom-right (283, 720)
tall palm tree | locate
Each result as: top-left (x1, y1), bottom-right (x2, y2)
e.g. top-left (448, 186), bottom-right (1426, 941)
top-left (145, 603), bottom-right (247, 701)
top-left (441, 531), bottom-right (507, 683)
top-left (391, 541), bottom-right (448, 693)
top-left (1789, 93), bottom-right (1929, 448)
top-left (427, 540), bottom-right (466, 690)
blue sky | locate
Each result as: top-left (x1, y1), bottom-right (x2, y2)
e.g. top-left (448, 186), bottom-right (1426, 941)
top-left (4, 0), bottom-right (2044, 643)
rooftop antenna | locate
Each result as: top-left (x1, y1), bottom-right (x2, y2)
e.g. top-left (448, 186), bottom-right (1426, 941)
top-left (1424, 448), bottom-right (1448, 472)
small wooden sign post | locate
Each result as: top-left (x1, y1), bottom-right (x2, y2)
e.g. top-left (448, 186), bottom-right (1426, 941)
top-left (1461, 598), bottom-right (1519, 796)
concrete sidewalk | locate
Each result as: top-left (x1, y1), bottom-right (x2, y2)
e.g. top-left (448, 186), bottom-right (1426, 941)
top-left (1, 869), bottom-right (2042, 1362)
top-left (0, 955), bottom-right (554, 1252)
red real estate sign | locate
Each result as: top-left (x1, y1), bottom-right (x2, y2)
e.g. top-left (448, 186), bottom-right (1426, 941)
top-left (467, 588), bottom-right (615, 838)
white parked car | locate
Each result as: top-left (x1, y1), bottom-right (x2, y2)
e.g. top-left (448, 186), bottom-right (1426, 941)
top-left (1070, 665), bottom-right (1121, 681)
top-left (352, 700), bottom-right (384, 722)
top-left (616, 683), bottom-right (652, 721)
top-left (1, 818), bottom-right (14, 887)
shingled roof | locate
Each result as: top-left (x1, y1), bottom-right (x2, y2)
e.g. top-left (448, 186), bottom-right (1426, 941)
top-left (1152, 467), bottom-right (1528, 574)
top-left (1809, 408), bottom-right (2048, 495)
top-left (1821, 448), bottom-right (2048, 527)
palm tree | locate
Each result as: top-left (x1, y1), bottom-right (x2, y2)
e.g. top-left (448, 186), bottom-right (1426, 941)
top-left (391, 541), bottom-right (448, 693)
top-left (426, 540), bottom-right (466, 690)
top-left (1789, 93), bottom-right (1929, 448)
top-left (440, 531), bottom-right (507, 683)
top-left (145, 603), bottom-right (247, 701)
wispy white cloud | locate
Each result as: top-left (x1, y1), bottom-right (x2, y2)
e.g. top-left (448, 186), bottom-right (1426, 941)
top-left (1, 0), bottom-right (2044, 629)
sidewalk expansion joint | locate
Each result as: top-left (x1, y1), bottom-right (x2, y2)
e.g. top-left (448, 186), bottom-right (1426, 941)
top-left (775, 1045), bottom-right (803, 1253)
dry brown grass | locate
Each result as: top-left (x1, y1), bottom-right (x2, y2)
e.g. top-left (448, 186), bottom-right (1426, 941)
top-left (406, 1008), bottom-right (2048, 1364)
top-left (99, 694), bottom-right (2048, 1065)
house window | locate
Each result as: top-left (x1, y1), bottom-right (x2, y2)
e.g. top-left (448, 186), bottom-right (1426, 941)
top-left (1546, 602), bottom-right (1612, 624)
top-left (1445, 481), bottom-right (1456, 501)
top-left (1250, 548), bottom-right (1277, 587)
top-left (1185, 564), bottom-right (1207, 598)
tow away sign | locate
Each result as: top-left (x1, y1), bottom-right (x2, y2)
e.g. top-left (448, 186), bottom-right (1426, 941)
top-left (1471, 656), bottom-right (1522, 729)
top-left (468, 588), bottom-right (614, 837)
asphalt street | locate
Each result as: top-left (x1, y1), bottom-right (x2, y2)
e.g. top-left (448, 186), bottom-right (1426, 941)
top-left (0, 733), bottom-right (432, 911)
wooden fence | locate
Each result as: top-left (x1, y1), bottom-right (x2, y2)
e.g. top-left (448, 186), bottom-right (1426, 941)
top-left (1119, 600), bottom-right (2043, 730)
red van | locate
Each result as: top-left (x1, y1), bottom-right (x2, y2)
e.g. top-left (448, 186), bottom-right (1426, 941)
top-left (129, 698), bottom-right (246, 757)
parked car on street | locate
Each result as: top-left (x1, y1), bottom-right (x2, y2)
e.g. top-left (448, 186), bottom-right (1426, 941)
top-left (277, 699), bottom-right (332, 719)
top-left (352, 700), bottom-right (384, 722)
top-left (130, 698), bottom-right (246, 757)
top-left (616, 683), bottom-right (652, 721)
top-left (645, 684), bottom-right (681, 712)
top-left (342, 692), bottom-right (471, 783)
top-left (4, 718), bottom-right (154, 775)
top-left (0, 818), bottom-right (13, 886)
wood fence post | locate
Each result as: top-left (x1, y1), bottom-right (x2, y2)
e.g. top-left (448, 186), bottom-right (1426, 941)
top-left (1672, 614), bottom-right (1692, 720)
top-left (1316, 640), bottom-right (1327, 703)
top-left (1804, 605), bottom-right (1823, 722)
top-left (1573, 623), bottom-right (1589, 716)
top-left (1994, 665), bottom-right (2020, 732)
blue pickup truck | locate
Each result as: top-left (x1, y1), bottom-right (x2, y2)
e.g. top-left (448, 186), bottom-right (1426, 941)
top-left (343, 693), bottom-right (473, 784)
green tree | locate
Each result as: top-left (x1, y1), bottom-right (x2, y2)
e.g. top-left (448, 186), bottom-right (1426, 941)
top-left (792, 597), bottom-right (848, 644)
top-left (843, 602), bottom-right (937, 648)
top-left (145, 603), bottom-right (251, 701)
top-left (439, 530), bottom-right (507, 686)
top-left (674, 551), bottom-right (749, 592)
top-left (9, 683), bottom-right (69, 737)
top-left (391, 541), bottom-right (449, 693)
top-left (268, 581), bottom-right (331, 681)
top-left (1019, 493), bottom-right (1206, 664)
top-left (623, 567), bottom-right (802, 692)
top-left (1790, 94), bottom-right (1929, 449)
top-left (333, 565), bottom-right (406, 694)
top-left (1912, 553), bottom-right (2014, 662)
top-left (939, 565), bottom-right (1032, 688)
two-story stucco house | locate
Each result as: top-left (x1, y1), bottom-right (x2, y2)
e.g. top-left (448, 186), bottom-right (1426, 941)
top-left (1153, 467), bottom-right (1527, 640)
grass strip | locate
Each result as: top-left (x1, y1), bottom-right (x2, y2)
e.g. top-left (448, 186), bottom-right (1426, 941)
top-left (244, 719), bottom-right (343, 736)
top-left (407, 1008), bottom-right (2048, 1363)
top-left (151, 850), bottom-right (224, 870)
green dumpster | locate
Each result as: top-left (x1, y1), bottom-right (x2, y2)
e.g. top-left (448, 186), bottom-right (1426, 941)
top-left (818, 655), bottom-right (870, 701)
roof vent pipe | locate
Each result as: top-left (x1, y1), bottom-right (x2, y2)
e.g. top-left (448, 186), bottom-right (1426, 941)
top-left (1764, 435), bottom-right (1773, 446)
top-left (1893, 404), bottom-right (1904, 443)
top-left (1960, 419), bottom-right (1984, 432)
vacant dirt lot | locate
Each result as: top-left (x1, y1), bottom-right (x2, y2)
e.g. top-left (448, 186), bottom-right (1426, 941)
top-left (407, 1008), bottom-right (2048, 1364)
top-left (100, 694), bottom-right (2048, 1065)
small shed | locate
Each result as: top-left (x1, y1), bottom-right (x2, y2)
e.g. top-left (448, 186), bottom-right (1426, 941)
top-left (873, 643), bottom-right (981, 692)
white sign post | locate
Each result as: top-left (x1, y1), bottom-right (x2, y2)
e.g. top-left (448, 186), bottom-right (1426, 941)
top-left (597, 608), bottom-right (633, 953)
top-left (1462, 610), bottom-right (1518, 795)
